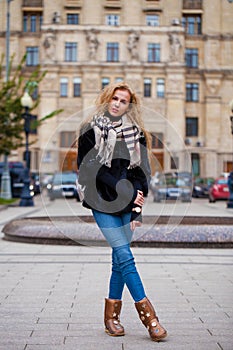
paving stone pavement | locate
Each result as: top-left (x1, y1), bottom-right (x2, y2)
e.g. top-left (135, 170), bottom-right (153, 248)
top-left (0, 194), bottom-right (232, 349)
top-left (0, 237), bottom-right (232, 350)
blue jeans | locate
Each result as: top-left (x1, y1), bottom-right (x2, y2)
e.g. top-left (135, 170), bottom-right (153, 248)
top-left (92, 210), bottom-right (146, 302)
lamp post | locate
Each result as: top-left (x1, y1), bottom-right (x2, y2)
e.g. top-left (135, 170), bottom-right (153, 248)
top-left (19, 91), bottom-right (34, 207)
top-left (227, 100), bottom-right (233, 208)
top-left (0, 0), bottom-right (14, 200)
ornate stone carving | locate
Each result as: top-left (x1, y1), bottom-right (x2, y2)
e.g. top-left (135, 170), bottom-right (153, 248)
top-left (205, 78), bottom-right (221, 95)
top-left (42, 32), bottom-right (56, 63)
top-left (127, 31), bottom-right (140, 62)
top-left (169, 33), bottom-right (182, 62)
top-left (85, 29), bottom-right (100, 61)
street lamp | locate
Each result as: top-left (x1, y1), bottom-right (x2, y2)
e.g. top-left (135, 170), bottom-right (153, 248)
top-left (0, 0), bottom-right (14, 200)
top-left (227, 100), bottom-right (233, 208)
top-left (19, 91), bottom-right (34, 207)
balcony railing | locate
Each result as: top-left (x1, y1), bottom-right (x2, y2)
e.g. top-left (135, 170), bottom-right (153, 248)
top-left (23, 0), bottom-right (43, 6)
top-left (183, 0), bottom-right (202, 9)
top-left (65, 0), bottom-right (82, 7)
top-left (104, 0), bottom-right (121, 9)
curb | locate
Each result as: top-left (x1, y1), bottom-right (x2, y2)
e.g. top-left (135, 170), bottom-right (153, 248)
top-left (2, 215), bottom-right (233, 248)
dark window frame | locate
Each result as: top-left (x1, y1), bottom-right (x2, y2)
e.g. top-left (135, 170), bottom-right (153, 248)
top-left (186, 83), bottom-right (199, 102)
top-left (60, 78), bottom-right (68, 97)
top-left (73, 78), bottom-right (81, 97)
top-left (26, 46), bottom-right (39, 66)
top-left (107, 42), bottom-right (119, 62)
top-left (65, 42), bottom-right (77, 62)
top-left (156, 78), bottom-right (165, 98)
top-left (146, 14), bottom-right (159, 26)
top-left (185, 48), bottom-right (198, 67)
top-left (106, 14), bottom-right (120, 26)
top-left (144, 78), bottom-right (152, 97)
top-left (23, 12), bottom-right (43, 32)
top-left (186, 117), bottom-right (198, 137)
top-left (102, 77), bottom-right (110, 89)
top-left (182, 15), bottom-right (202, 35)
top-left (67, 13), bottom-right (79, 24)
top-left (148, 43), bottom-right (160, 63)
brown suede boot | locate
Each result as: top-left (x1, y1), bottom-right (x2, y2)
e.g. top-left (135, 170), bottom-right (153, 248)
top-left (104, 298), bottom-right (125, 336)
top-left (135, 297), bottom-right (167, 341)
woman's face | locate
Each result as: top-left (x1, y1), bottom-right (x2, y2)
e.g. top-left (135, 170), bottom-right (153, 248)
top-left (108, 89), bottom-right (131, 118)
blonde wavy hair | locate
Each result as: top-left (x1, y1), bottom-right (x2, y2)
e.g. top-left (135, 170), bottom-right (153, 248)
top-left (78, 81), bottom-right (151, 147)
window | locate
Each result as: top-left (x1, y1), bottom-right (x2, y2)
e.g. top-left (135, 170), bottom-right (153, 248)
top-left (186, 83), bottom-right (199, 102)
top-left (144, 78), bottom-right (152, 97)
top-left (106, 14), bottom-right (120, 26)
top-left (148, 43), bottom-right (160, 62)
top-left (146, 14), bottom-right (159, 26)
top-left (191, 153), bottom-right (200, 177)
top-left (65, 42), bottom-right (77, 62)
top-left (115, 77), bottom-right (123, 82)
top-left (31, 86), bottom-right (38, 100)
top-left (26, 47), bottom-right (39, 66)
top-left (185, 48), bottom-right (198, 68)
top-left (73, 78), bottom-right (81, 97)
top-left (156, 78), bottom-right (165, 98)
top-left (67, 13), bottom-right (79, 24)
top-left (186, 117), bottom-right (198, 137)
top-left (107, 43), bottom-right (119, 62)
top-left (182, 15), bottom-right (202, 35)
top-left (102, 77), bottom-right (110, 89)
top-left (151, 132), bottom-right (163, 149)
top-left (60, 78), bottom-right (68, 97)
top-left (171, 156), bottom-right (179, 170)
top-left (60, 131), bottom-right (76, 148)
top-left (23, 12), bottom-right (43, 32)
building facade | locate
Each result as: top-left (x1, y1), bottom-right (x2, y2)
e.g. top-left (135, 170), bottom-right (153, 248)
top-left (0, 0), bottom-right (233, 177)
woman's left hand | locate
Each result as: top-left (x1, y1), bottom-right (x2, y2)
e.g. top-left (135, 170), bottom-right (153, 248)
top-left (134, 190), bottom-right (144, 206)
top-left (130, 220), bottom-right (142, 231)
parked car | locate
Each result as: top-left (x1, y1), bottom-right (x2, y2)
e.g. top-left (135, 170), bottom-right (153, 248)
top-left (192, 177), bottom-right (215, 198)
top-left (47, 172), bottom-right (80, 201)
top-left (0, 161), bottom-right (25, 198)
top-left (152, 171), bottom-right (192, 202)
top-left (30, 173), bottom-right (41, 195)
top-left (150, 172), bottom-right (160, 192)
top-left (208, 177), bottom-right (230, 203)
top-left (40, 173), bottom-right (53, 190)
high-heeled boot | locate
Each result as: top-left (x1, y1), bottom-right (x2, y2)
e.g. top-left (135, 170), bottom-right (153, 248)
top-left (135, 297), bottom-right (167, 341)
top-left (104, 298), bottom-right (125, 336)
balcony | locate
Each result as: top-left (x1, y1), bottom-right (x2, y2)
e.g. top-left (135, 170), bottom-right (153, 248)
top-left (183, 0), bottom-right (202, 9)
top-left (23, 0), bottom-right (43, 6)
top-left (142, 0), bottom-right (162, 12)
top-left (64, 0), bottom-right (82, 9)
top-left (104, 0), bottom-right (122, 9)
top-left (65, 0), bottom-right (82, 7)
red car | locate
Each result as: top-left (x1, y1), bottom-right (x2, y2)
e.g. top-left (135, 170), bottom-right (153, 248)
top-left (208, 177), bottom-right (230, 203)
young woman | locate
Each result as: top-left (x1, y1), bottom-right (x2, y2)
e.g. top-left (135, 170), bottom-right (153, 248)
top-left (77, 82), bottom-right (167, 342)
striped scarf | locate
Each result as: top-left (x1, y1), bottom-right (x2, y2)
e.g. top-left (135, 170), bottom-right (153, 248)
top-left (91, 114), bottom-right (141, 168)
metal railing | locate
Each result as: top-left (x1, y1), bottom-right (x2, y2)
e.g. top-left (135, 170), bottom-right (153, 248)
top-left (23, 0), bottom-right (43, 7)
top-left (183, 0), bottom-right (202, 9)
top-left (65, 0), bottom-right (82, 7)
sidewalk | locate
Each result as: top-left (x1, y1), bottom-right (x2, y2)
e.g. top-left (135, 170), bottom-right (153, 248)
top-left (0, 236), bottom-right (232, 350)
top-left (0, 194), bottom-right (233, 349)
